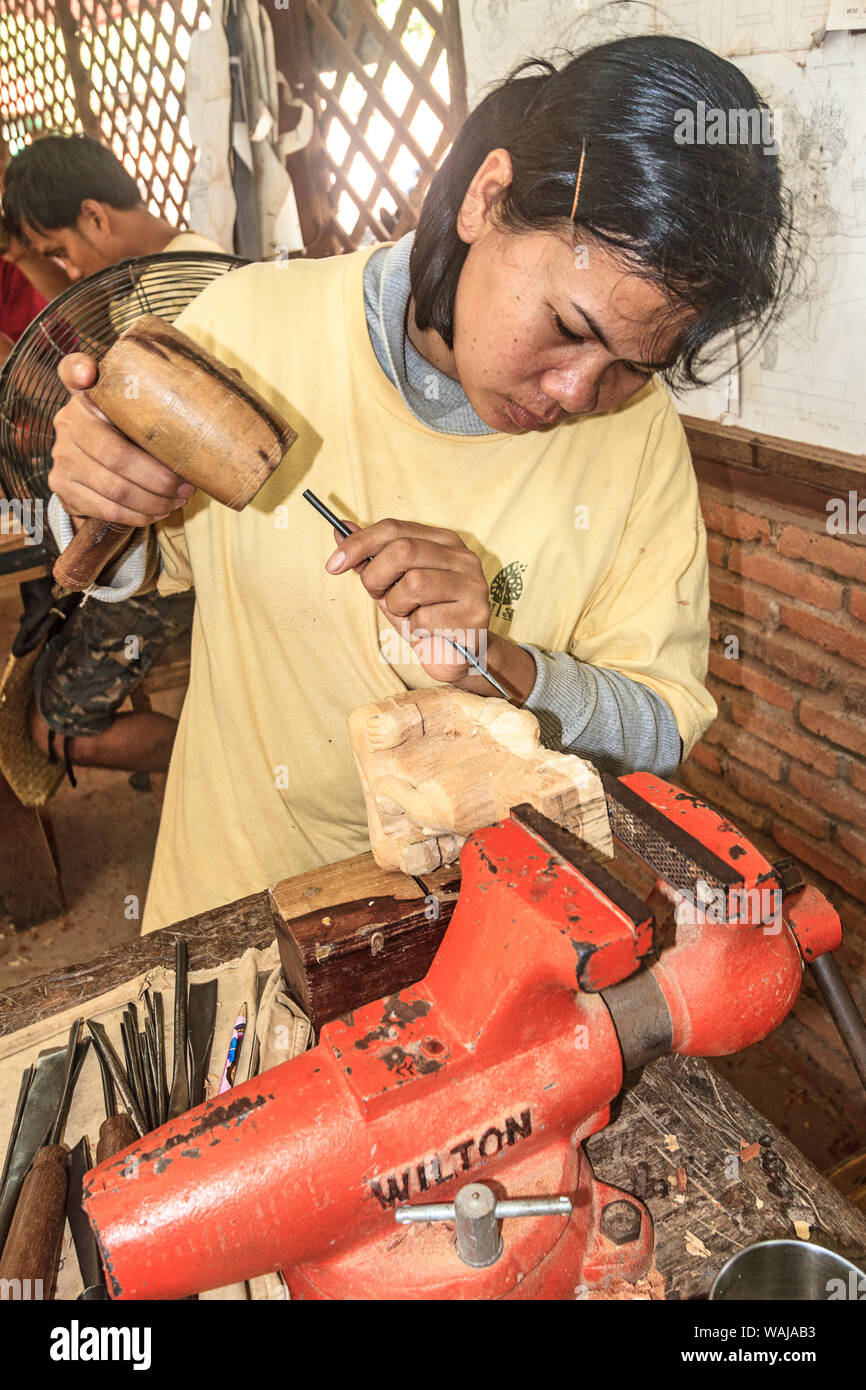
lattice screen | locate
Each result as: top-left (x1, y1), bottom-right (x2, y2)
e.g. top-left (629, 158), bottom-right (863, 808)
top-left (304, 0), bottom-right (467, 250)
top-left (0, 0), bottom-right (467, 248)
top-left (0, 0), bottom-right (210, 226)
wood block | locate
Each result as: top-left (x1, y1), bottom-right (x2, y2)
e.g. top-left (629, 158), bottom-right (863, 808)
top-left (348, 687), bottom-right (612, 876)
top-left (269, 853), bottom-right (460, 1031)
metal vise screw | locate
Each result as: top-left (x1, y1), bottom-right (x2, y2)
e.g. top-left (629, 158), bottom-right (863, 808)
top-left (394, 1182), bottom-right (572, 1267)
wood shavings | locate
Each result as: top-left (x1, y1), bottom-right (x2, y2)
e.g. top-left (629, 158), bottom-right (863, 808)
top-left (676, 1166), bottom-right (688, 1193)
top-left (685, 1230), bottom-right (712, 1259)
top-left (739, 1141), bottom-right (761, 1163)
top-left (664, 1133), bottom-right (680, 1152)
top-left (755, 1197), bottom-right (764, 1210)
top-left (794, 1220), bottom-right (811, 1240)
top-left (588, 1268), bottom-right (666, 1301)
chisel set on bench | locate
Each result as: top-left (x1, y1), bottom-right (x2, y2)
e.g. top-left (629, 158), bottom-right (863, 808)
top-left (0, 936), bottom-right (255, 1299)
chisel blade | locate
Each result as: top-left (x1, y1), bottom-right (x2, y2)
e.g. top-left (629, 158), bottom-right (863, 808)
top-left (0, 1045), bottom-right (67, 1254)
top-left (0, 1066), bottom-right (32, 1206)
top-left (167, 938), bottom-right (190, 1120)
top-left (66, 1136), bottom-right (107, 1299)
top-left (188, 979), bottom-right (218, 1107)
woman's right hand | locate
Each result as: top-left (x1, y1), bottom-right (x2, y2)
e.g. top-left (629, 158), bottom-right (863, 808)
top-left (51, 353), bottom-right (195, 525)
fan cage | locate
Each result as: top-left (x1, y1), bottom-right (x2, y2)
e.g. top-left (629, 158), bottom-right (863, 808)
top-left (0, 250), bottom-right (246, 511)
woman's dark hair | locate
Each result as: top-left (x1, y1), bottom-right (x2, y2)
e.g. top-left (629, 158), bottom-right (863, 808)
top-left (2, 134), bottom-right (142, 239)
top-left (411, 35), bottom-right (795, 388)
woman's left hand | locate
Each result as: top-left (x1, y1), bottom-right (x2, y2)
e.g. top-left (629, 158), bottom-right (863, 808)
top-left (325, 516), bottom-right (492, 686)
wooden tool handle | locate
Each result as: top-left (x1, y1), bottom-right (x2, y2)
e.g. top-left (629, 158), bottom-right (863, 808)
top-left (96, 1114), bottom-right (138, 1164)
top-left (0, 1144), bottom-right (68, 1296)
top-left (52, 517), bottom-right (135, 591)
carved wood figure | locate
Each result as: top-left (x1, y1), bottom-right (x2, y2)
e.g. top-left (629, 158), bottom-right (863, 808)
top-left (348, 688), bottom-right (612, 876)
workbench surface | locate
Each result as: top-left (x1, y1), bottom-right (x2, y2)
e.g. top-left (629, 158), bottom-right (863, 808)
top-left (3, 888), bottom-right (864, 1300)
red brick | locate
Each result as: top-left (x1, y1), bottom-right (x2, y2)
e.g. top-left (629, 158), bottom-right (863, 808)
top-left (730, 695), bottom-right (837, 776)
top-left (707, 651), bottom-right (795, 711)
top-left (850, 586), bottom-right (866, 625)
top-left (727, 544), bottom-right (843, 610)
top-left (700, 499), bottom-right (770, 544)
top-left (703, 715), bottom-right (785, 780)
top-left (705, 535), bottom-right (726, 568)
top-left (710, 569), bottom-right (775, 622)
top-left (777, 525), bottom-right (866, 582)
top-left (779, 604), bottom-right (866, 670)
top-left (688, 741), bottom-right (722, 774)
top-left (837, 921), bottom-right (866, 978)
top-left (788, 762), bottom-right (866, 826)
top-left (758, 627), bottom-right (846, 691)
top-left (850, 760), bottom-right (866, 795)
top-left (835, 901), bottom-right (866, 958)
top-left (771, 823), bottom-right (866, 901)
top-left (728, 762), bottom-right (831, 839)
top-left (676, 763), bottom-right (767, 835)
top-left (843, 680), bottom-right (866, 718)
top-left (838, 825), bottom-right (866, 867)
top-left (799, 697), bottom-right (866, 760)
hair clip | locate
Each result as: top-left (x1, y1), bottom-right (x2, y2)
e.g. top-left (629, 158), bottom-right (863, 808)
top-left (569, 138), bottom-right (587, 222)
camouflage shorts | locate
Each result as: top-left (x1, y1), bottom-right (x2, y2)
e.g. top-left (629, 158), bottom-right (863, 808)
top-left (33, 591), bottom-right (196, 737)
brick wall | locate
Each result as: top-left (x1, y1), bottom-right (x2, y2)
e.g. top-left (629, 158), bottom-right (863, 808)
top-left (673, 420), bottom-right (866, 1156)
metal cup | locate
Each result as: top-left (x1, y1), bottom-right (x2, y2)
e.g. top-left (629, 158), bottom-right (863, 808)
top-left (711, 1239), bottom-right (866, 1301)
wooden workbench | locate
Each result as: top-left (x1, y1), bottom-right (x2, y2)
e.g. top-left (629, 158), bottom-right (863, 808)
top-left (2, 887), bottom-right (864, 1300)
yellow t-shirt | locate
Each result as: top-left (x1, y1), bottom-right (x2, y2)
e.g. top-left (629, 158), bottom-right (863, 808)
top-left (142, 245), bottom-right (716, 933)
top-left (164, 232), bottom-right (227, 255)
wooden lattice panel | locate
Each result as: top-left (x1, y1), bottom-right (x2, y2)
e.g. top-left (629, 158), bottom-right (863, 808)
top-left (0, 0), bottom-right (210, 226)
top-left (0, 0), bottom-right (79, 146)
top-left (304, 0), bottom-right (467, 249)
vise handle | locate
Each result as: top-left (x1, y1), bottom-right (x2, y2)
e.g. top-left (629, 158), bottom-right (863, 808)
top-left (396, 1183), bottom-right (572, 1268)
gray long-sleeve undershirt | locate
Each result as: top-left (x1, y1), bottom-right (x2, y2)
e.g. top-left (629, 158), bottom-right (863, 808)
top-left (363, 233), bottom-right (682, 777)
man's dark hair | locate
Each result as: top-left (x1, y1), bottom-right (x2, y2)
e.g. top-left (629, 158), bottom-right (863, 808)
top-left (2, 134), bottom-right (142, 240)
top-left (411, 35), bottom-right (795, 389)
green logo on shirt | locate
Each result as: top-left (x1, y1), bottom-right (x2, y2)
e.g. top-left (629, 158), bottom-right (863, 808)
top-left (489, 562), bottom-right (526, 622)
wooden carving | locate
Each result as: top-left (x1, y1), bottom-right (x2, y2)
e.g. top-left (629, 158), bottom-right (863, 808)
top-left (348, 688), bottom-right (613, 876)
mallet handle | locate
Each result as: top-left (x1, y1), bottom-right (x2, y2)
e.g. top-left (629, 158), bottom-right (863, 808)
top-left (52, 518), bottom-right (135, 591)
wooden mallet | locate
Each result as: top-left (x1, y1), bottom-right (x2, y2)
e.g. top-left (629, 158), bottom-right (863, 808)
top-left (53, 314), bottom-right (297, 591)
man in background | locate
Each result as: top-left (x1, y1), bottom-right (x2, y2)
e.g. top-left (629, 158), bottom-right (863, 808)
top-left (0, 217), bottom-right (71, 363)
top-left (2, 133), bottom-right (224, 783)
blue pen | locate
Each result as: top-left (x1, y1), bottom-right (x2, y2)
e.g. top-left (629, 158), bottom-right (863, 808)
top-left (218, 1006), bottom-right (247, 1094)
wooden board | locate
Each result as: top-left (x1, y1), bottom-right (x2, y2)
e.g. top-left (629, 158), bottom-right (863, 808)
top-left (586, 1054), bottom-right (866, 1298)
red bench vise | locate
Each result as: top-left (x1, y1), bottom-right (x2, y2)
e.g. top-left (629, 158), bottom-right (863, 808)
top-left (82, 773), bottom-right (842, 1300)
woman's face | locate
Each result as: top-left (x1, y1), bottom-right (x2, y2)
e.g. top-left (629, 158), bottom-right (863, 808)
top-left (417, 150), bottom-right (687, 434)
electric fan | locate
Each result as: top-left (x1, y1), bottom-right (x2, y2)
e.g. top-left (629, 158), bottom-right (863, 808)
top-left (0, 251), bottom-right (247, 552)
